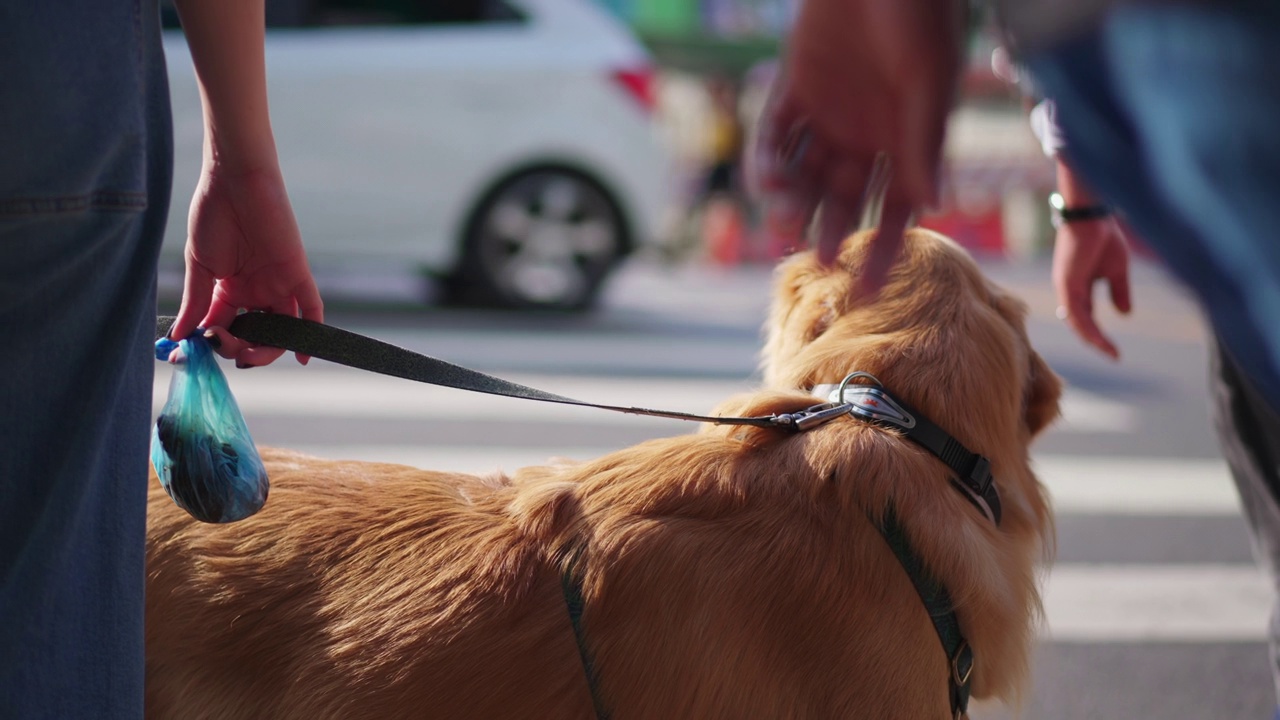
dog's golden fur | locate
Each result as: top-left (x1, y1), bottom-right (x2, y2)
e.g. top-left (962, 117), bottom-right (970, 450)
top-left (146, 228), bottom-right (1060, 719)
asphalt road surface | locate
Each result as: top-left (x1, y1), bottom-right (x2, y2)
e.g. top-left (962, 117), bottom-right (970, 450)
top-left (154, 253), bottom-right (1271, 720)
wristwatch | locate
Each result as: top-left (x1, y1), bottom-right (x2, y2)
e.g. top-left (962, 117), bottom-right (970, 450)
top-left (1049, 192), bottom-right (1112, 229)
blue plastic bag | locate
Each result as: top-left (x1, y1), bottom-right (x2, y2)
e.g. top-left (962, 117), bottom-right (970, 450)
top-left (151, 333), bottom-right (268, 523)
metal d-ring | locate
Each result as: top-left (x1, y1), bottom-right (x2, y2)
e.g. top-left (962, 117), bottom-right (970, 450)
top-left (835, 371), bottom-right (884, 403)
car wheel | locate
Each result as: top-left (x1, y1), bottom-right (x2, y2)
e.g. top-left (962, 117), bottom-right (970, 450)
top-left (451, 168), bottom-right (627, 310)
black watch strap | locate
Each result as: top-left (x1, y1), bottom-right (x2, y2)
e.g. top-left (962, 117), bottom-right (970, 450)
top-left (1060, 204), bottom-right (1112, 222)
top-left (1050, 192), bottom-right (1111, 225)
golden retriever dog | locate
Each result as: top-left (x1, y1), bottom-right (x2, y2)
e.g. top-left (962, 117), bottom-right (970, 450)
top-left (146, 228), bottom-right (1060, 719)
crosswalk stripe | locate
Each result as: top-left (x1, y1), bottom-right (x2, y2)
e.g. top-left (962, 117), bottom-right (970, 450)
top-left (153, 366), bottom-right (1135, 434)
top-left (1044, 564), bottom-right (1269, 642)
top-left (1034, 456), bottom-right (1239, 516)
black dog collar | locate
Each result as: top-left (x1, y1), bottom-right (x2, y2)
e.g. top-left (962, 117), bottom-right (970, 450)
top-left (811, 373), bottom-right (1002, 526)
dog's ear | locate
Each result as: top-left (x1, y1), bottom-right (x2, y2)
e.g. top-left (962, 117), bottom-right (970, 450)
top-left (983, 285), bottom-right (1062, 437)
top-left (761, 255), bottom-right (844, 385)
top-left (1024, 349), bottom-right (1062, 436)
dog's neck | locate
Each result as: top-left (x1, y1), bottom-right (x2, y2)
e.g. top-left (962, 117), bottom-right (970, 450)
top-left (806, 377), bottom-right (1001, 526)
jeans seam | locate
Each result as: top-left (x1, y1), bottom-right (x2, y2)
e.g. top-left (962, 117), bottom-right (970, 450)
top-left (0, 192), bottom-right (149, 216)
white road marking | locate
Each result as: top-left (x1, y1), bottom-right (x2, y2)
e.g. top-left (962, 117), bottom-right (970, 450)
top-left (1034, 456), bottom-right (1239, 516)
top-left (1043, 564), bottom-right (1271, 642)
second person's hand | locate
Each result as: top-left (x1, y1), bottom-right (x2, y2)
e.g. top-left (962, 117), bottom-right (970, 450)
top-left (1052, 216), bottom-right (1132, 360)
top-left (751, 0), bottom-right (964, 294)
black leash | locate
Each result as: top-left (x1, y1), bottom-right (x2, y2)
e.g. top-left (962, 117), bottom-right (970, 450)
top-left (155, 314), bottom-right (839, 432)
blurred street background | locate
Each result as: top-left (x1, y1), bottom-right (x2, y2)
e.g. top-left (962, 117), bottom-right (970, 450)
top-left (154, 0), bottom-right (1268, 717)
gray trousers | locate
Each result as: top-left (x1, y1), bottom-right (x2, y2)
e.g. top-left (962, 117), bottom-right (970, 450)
top-left (1209, 338), bottom-right (1280, 702)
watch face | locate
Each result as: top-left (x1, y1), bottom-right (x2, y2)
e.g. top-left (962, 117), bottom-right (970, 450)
top-left (1049, 193), bottom-right (1064, 229)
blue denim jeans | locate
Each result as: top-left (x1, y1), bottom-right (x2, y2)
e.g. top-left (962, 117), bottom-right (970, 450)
top-left (1025, 1), bottom-right (1280, 414)
top-left (1027, 1), bottom-right (1280, 702)
top-left (0, 1), bottom-right (171, 717)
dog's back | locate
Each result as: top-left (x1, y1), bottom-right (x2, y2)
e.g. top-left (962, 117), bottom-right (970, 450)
top-left (148, 428), bottom-right (964, 720)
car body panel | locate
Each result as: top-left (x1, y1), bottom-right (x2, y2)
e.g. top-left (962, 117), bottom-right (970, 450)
top-left (161, 0), bottom-right (671, 277)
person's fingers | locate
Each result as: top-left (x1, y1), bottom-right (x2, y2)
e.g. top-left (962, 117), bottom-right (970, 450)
top-left (201, 326), bottom-right (252, 360)
top-left (236, 344), bottom-right (287, 369)
top-left (760, 125), bottom-right (829, 201)
top-left (1069, 309), bottom-right (1120, 360)
top-left (810, 163), bottom-right (867, 267)
top-left (815, 195), bottom-right (860, 267)
top-left (201, 288), bottom-right (241, 333)
top-left (858, 197), bottom-right (910, 298)
top-left (1105, 238), bottom-right (1132, 315)
top-left (1108, 267), bottom-right (1132, 316)
top-left (764, 191), bottom-right (819, 244)
top-left (1062, 283), bottom-right (1119, 360)
top-left (170, 251), bottom-right (215, 341)
top-left (234, 297), bottom-right (295, 369)
top-left (752, 85), bottom-right (806, 193)
top-left (1051, 227), bottom-right (1117, 359)
top-left (757, 75), bottom-right (803, 149)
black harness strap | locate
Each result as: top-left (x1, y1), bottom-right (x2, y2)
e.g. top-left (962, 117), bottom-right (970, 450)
top-left (876, 507), bottom-right (975, 720)
top-left (560, 511), bottom-right (977, 720)
top-left (560, 548), bottom-right (610, 720)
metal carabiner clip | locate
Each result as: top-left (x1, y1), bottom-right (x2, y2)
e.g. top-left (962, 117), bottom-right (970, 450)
top-left (773, 401), bottom-right (856, 432)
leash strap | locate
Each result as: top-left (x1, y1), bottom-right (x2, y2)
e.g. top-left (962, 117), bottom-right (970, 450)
top-left (155, 314), bottom-right (832, 432)
top-left (877, 506), bottom-right (974, 720)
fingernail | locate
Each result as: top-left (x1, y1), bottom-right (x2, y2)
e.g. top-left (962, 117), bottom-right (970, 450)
top-left (235, 361), bottom-right (255, 370)
top-left (202, 329), bottom-right (222, 349)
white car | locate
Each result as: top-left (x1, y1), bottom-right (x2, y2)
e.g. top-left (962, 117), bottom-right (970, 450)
top-left (162, 0), bottom-right (672, 310)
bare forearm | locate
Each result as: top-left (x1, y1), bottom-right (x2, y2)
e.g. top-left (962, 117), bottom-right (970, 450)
top-left (173, 0), bottom-right (278, 173)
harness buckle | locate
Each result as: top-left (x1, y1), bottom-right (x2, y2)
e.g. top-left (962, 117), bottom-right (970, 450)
top-left (966, 456), bottom-right (993, 494)
top-left (951, 639), bottom-right (974, 686)
top-left (949, 639), bottom-right (974, 719)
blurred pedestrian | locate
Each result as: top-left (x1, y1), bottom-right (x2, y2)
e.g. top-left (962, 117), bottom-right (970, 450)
top-left (699, 76), bottom-right (747, 208)
top-left (0, 1), bottom-right (320, 716)
top-left (1038, 105), bottom-right (1280, 715)
top-left (687, 74), bottom-right (750, 265)
top-left (752, 0), bottom-right (1280, 423)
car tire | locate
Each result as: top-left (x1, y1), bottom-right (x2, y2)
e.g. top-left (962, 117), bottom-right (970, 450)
top-left (448, 168), bottom-right (628, 311)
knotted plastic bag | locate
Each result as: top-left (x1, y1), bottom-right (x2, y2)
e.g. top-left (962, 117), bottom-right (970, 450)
top-left (151, 333), bottom-right (268, 523)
